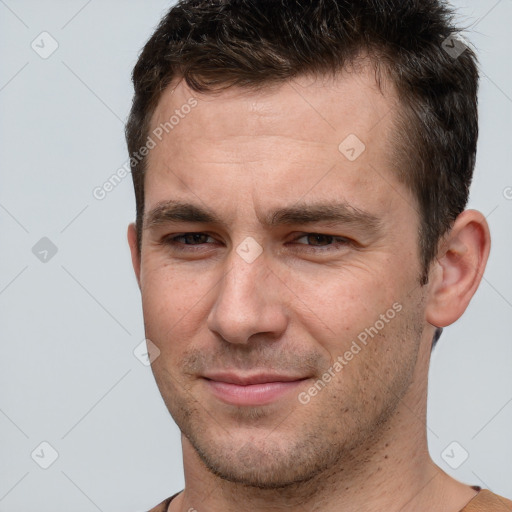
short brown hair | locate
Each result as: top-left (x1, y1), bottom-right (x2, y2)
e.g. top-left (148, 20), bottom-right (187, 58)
top-left (125, 0), bottom-right (479, 284)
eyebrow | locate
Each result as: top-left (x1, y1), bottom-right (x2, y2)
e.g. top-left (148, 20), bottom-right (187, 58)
top-left (144, 199), bottom-right (381, 234)
top-left (145, 201), bottom-right (223, 229)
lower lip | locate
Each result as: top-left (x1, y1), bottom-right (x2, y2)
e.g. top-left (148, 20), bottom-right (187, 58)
top-left (204, 379), bottom-right (307, 406)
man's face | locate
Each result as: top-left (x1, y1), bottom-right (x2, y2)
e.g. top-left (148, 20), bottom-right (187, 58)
top-left (132, 70), bottom-right (430, 487)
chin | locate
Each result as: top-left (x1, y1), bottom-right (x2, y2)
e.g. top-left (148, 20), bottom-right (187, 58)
top-left (184, 425), bottom-right (342, 489)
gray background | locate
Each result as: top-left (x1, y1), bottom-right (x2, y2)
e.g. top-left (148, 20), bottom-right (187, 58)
top-left (0, 1), bottom-right (511, 510)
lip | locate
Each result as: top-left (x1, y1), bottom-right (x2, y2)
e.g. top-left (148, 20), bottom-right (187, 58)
top-left (202, 373), bottom-right (309, 406)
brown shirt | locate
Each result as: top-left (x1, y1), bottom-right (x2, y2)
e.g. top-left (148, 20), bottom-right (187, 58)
top-left (147, 488), bottom-right (512, 512)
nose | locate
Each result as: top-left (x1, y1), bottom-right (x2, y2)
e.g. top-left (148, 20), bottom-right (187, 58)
top-left (206, 247), bottom-right (288, 345)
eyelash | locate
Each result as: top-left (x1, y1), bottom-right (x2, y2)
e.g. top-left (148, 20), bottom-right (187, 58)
top-left (160, 232), bottom-right (352, 253)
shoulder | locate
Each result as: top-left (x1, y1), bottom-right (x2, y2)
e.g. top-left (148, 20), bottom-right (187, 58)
top-left (145, 491), bottom-right (181, 512)
top-left (462, 489), bottom-right (512, 511)
top-left (146, 497), bottom-right (172, 512)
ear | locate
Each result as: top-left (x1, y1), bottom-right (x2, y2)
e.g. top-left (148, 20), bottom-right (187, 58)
top-left (127, 222), bottom-right (141, 289)
top-left (425, 209), bottom-right (491, 328)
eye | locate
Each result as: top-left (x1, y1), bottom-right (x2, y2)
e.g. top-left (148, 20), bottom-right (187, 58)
top-left (159, 231), bottom-right (352, 255)
top-left (292, 233), bottom-right (352, 251)
top-left (160, 232), bottom-right (217, 251)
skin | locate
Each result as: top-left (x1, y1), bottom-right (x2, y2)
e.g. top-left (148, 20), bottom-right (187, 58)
top-left (128, 68), bottom-right (490, 512)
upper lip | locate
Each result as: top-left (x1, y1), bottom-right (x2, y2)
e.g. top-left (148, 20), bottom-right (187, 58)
top-left (202, 372), bottom-right (309, 386)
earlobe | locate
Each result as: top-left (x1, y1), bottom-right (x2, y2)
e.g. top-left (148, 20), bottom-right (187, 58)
top-left (425, 209), bottom-right (491, 328)
top-left (127, 222), bottom-right (142, 289)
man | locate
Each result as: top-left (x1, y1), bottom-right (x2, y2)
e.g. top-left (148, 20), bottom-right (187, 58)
top-left (125, 1), bottom-right (511, 510)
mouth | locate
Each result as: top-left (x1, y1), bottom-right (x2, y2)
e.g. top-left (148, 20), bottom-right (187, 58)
top-left (201, 372), bottom-right (310, 406)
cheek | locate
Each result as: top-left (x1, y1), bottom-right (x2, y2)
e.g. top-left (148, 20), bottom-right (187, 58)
top-left (139, 263), bottom-right (211, 350)
top-left (284, 264), bottom-right (402, 348)
top-left (317, 298), bottom-right (421, 417)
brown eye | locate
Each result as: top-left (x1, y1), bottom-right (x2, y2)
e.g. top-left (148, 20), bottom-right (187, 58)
top-left (161, 232), bottom-right (217, 252)
top-left (178, 233), bottom-right (211, 245)
top-left (305, 234), bottom-right (335, 246)
top-left (293, 233), bottom-right (351, 250)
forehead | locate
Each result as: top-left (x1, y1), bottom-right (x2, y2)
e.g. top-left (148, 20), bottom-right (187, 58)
top-left (150, 68), bottom-right (396, 144)
top-left (144, 68), bottom-right (405, 223)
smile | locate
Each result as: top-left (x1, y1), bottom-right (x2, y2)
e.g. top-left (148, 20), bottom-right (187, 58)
top-left (202, 373), bottom-right (310, 406)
